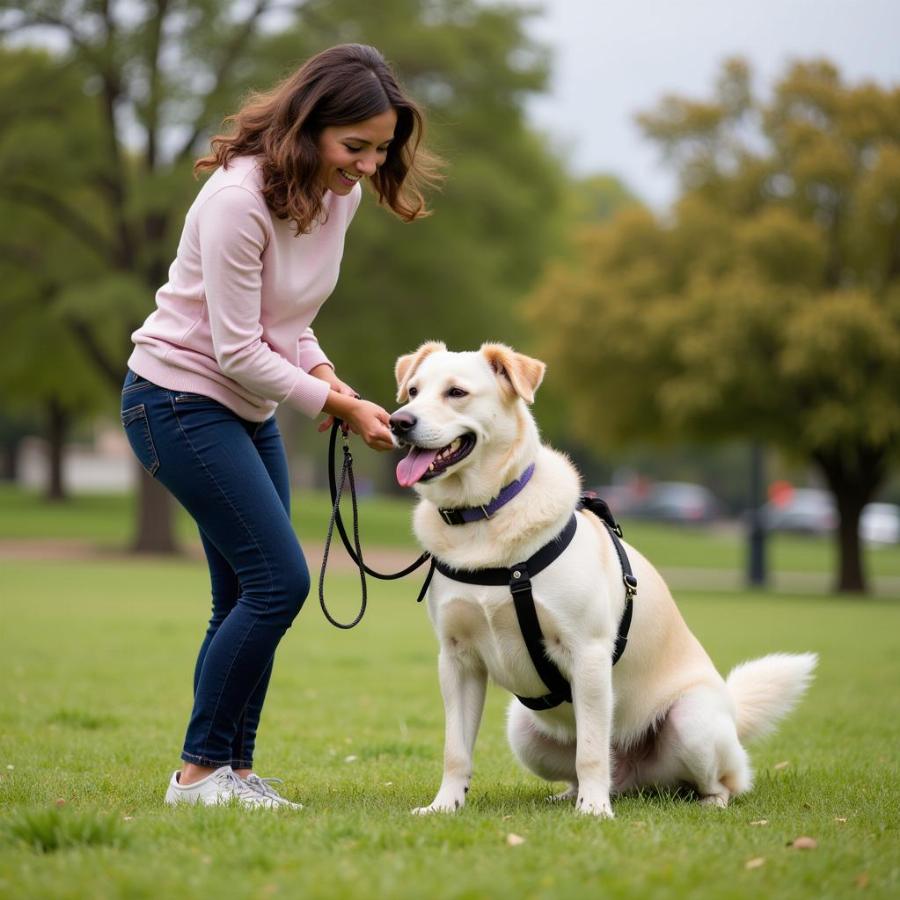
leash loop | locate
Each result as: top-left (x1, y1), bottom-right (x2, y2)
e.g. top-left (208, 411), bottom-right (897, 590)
top-left (318, 420), bottom-right (432, 629)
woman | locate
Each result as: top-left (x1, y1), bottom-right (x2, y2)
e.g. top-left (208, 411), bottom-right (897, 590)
top-left (121, 43), bottom-right (439, 807)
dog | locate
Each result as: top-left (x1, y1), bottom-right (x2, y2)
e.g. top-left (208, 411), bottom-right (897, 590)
top-left (389, 341), bottom-right (816, 818)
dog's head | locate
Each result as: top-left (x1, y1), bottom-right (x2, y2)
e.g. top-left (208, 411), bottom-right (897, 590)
top-left (390, 342), bottom-right (545, 495)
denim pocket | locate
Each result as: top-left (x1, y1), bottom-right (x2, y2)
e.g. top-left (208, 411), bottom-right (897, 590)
top-left (121, 404), bottom-right (160, 476)
top-left (173, 391), bottom-right (218, 405)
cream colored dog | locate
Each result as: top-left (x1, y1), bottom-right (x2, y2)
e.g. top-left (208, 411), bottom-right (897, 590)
top-left (390, 341), bottom-right (816, 818)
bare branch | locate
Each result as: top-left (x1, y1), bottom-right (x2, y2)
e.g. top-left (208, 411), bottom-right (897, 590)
top-left (0, 182), bottom-right (115, 264)
top-left (0, 242), bottom-right (121, 385)
top-left (0, 9), bottom-right (95, 57)
top-left (175, 0), bottom-right (276, 163)
top-left (144, 0), bottom-right (172, 172)
top-left (64, 315), bottom-right (123, 385)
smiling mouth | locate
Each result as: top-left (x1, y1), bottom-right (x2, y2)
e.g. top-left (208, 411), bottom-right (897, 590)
top-left (395, 433), bottom-right (477, 488)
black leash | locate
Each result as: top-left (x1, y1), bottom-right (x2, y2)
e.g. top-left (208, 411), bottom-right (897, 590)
top-left (318, 420), bottom-right (432, 629)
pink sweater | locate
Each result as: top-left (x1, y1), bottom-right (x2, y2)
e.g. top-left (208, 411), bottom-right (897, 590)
top-left (129, 155), bottom-right (362, 421)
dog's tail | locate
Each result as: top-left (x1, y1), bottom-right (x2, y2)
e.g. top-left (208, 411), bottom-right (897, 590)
top-left (725, 652), bottom-right (818, 743)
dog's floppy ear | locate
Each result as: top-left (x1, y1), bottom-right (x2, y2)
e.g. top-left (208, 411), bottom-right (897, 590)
top-left (480, 343), bottom-right (546, 404)
top-left (395, 341), bottom-right (447, 402)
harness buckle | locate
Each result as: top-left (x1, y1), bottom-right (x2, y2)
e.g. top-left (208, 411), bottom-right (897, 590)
top-left (480, 505), bottom-right (493, 520)
top-left (623, 573), bottom-right (638, 598)
top-left (509, 563), bottom-right (532, 594)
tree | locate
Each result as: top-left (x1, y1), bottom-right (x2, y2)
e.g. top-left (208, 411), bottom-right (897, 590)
top-left (0, 48), bottom-right (128, 499)
top-left (528, 59), bottom-right (900, 593)
top-left (1, 0), bottom-right (567, 531)
top-left (268, 0), bottom-right (566, 408)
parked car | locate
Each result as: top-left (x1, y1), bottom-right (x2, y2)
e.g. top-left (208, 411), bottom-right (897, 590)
top-left (860, 503), bottom-right (900, 545)
top-left (762, 489), bottom-right (900, 544)
top-left (621, 481), bottom-right (721, 524)
top-left (762, 488), bottom-right (836, 535)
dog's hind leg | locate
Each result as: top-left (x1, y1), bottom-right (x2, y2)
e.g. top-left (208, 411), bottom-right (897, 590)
top-left (636, 686), bottom-right (752, 806)
top-left (506, 699), bottom-right (577, 798)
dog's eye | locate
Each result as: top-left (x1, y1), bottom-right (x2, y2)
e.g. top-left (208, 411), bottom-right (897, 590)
top-left (446, 387), bottom-right (468, 399)
top-left (408, 386), bottom-right (418, 398)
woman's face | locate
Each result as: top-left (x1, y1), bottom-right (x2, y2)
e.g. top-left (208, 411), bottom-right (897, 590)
top-left (316, 108), bottom-right (398, 195)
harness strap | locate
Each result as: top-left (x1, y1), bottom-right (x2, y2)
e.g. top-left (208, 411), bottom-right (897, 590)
top-left (580, 492), bottom-right (637, 664)
top-left (430, 498), bottom-right (637, 710)
top-left (432, 514), bottom-right (578, 586)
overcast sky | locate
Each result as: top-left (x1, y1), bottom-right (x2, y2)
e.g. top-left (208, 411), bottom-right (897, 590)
top-left (522, 0), bottom-right (900, 208)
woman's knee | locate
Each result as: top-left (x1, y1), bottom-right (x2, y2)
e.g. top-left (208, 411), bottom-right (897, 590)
top-left (270, 550), bottom-right (310, 626)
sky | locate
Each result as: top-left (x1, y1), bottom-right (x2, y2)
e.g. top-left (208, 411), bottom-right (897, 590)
top-left (522, 0), bottom-right (900, 208)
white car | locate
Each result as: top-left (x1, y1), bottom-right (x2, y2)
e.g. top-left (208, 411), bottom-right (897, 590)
top-left (860, 503), bottom-right (900, 545)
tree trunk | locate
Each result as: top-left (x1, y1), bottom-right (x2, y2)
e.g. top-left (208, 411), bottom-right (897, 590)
top-left (45, 397), bottom-right (69, 502)
top-left (0, 435), bottom-right (21, 481)
top-left (813, 445), bottom-right (886, 594)
top-left (133, 465), bottom-right (180, 554)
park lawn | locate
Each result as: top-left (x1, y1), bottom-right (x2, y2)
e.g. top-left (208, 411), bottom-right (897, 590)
top-left (2, 483), bottom-right (900, 579)
top-left (0, 558), bottom-right (898, 900)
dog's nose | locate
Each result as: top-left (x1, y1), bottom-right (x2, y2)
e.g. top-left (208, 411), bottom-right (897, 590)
top-left (389, 411), bottom-right (417, 436)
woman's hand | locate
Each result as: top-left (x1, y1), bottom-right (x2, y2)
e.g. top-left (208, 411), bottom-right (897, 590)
top-left (341, 398), bottom-right (395, 451)
top-left (320, 383), bottom-right (394, 452)
top-left (312, 365), bottom-right (359, 433)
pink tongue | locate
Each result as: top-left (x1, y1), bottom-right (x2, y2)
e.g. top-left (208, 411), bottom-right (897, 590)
top-left (396, 446), bottom-right (440, 488)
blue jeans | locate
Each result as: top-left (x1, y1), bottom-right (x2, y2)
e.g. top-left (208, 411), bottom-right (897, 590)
top-left (120, 370), bottom-right (309, 768)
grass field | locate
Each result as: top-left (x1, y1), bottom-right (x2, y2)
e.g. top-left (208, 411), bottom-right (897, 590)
top-left (1, 553), bottom-right (898, 899)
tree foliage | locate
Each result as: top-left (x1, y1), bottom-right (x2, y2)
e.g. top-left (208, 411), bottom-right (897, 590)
top-left (528, 58), bottom-right (900, 592)
top-left (0, 0), bottom-right (566, 540)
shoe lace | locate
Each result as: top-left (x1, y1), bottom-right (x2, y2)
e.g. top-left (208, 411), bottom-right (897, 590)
top-left (244, 774), bottom-right (288, 802)
top-left (218, 767), bottom-right (265, 803)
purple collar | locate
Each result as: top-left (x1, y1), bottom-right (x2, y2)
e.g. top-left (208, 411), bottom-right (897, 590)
top-left (437, 463), bottom-right (536, 526)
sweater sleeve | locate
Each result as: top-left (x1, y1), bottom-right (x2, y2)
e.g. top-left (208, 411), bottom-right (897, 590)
top-left (196, 186), bottom-right (331, 417)
top-left (298, 326), bottom-right (333, 373)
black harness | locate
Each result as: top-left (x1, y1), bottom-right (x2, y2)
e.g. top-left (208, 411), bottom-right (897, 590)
top-left (424, 490), bottom-right (637, 711)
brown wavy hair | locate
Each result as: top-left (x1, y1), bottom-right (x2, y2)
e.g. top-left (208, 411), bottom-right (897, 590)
top-left (195, 44), bottom-right (442, 234)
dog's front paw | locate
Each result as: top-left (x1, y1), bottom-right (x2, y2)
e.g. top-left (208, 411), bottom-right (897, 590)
top-left (576, 792), bottom-right (614, 818)
top-left (412, 784), bottom-right (467, 815)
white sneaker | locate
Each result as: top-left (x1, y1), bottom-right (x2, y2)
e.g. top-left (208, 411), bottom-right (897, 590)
top-left (164, 765), bottom-right (279, 808)
top-left (243, 774), bottom-right (303, 809)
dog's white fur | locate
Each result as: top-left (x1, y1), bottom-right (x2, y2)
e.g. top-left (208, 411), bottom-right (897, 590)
top-left (393, 342), bottom-right (817, 817)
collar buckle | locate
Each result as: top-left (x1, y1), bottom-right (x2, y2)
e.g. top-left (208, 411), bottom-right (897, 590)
top-left (439, 507), bottom-right (465, 526)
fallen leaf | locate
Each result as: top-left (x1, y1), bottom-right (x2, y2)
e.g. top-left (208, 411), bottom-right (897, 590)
top-left (855, 872), bottom-right (870, 889)
top-left (790, 836), bottom-right (818, 850)
top-left (835, 816), bottom-right (848, 823)
top-left (773, 761), bottom-right (790, 770)
top-left (344, 755), bottom-right (357, 763)
top-left (123, 815), bottom-right (134, 822)
top-left (749, 819), bottom-right (768, 826)
top-left (5, 765), bottom-right (13, 771)
top-left (745, 857), bottom-right (765, 870)
top-left (382, 782), bottom-right (393, 787)
top-left (506, 833), bottom-right (526, 847)
top-left (502, 815), bottom-right (513, 820)
top-left (55, 799), bottom-right (66, 807)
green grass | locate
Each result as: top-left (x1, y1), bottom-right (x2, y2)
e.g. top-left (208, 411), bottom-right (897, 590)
top-left (1, 558), bottom-right (898, 899)
top-left (3, 484), bottom-right (900, 581)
